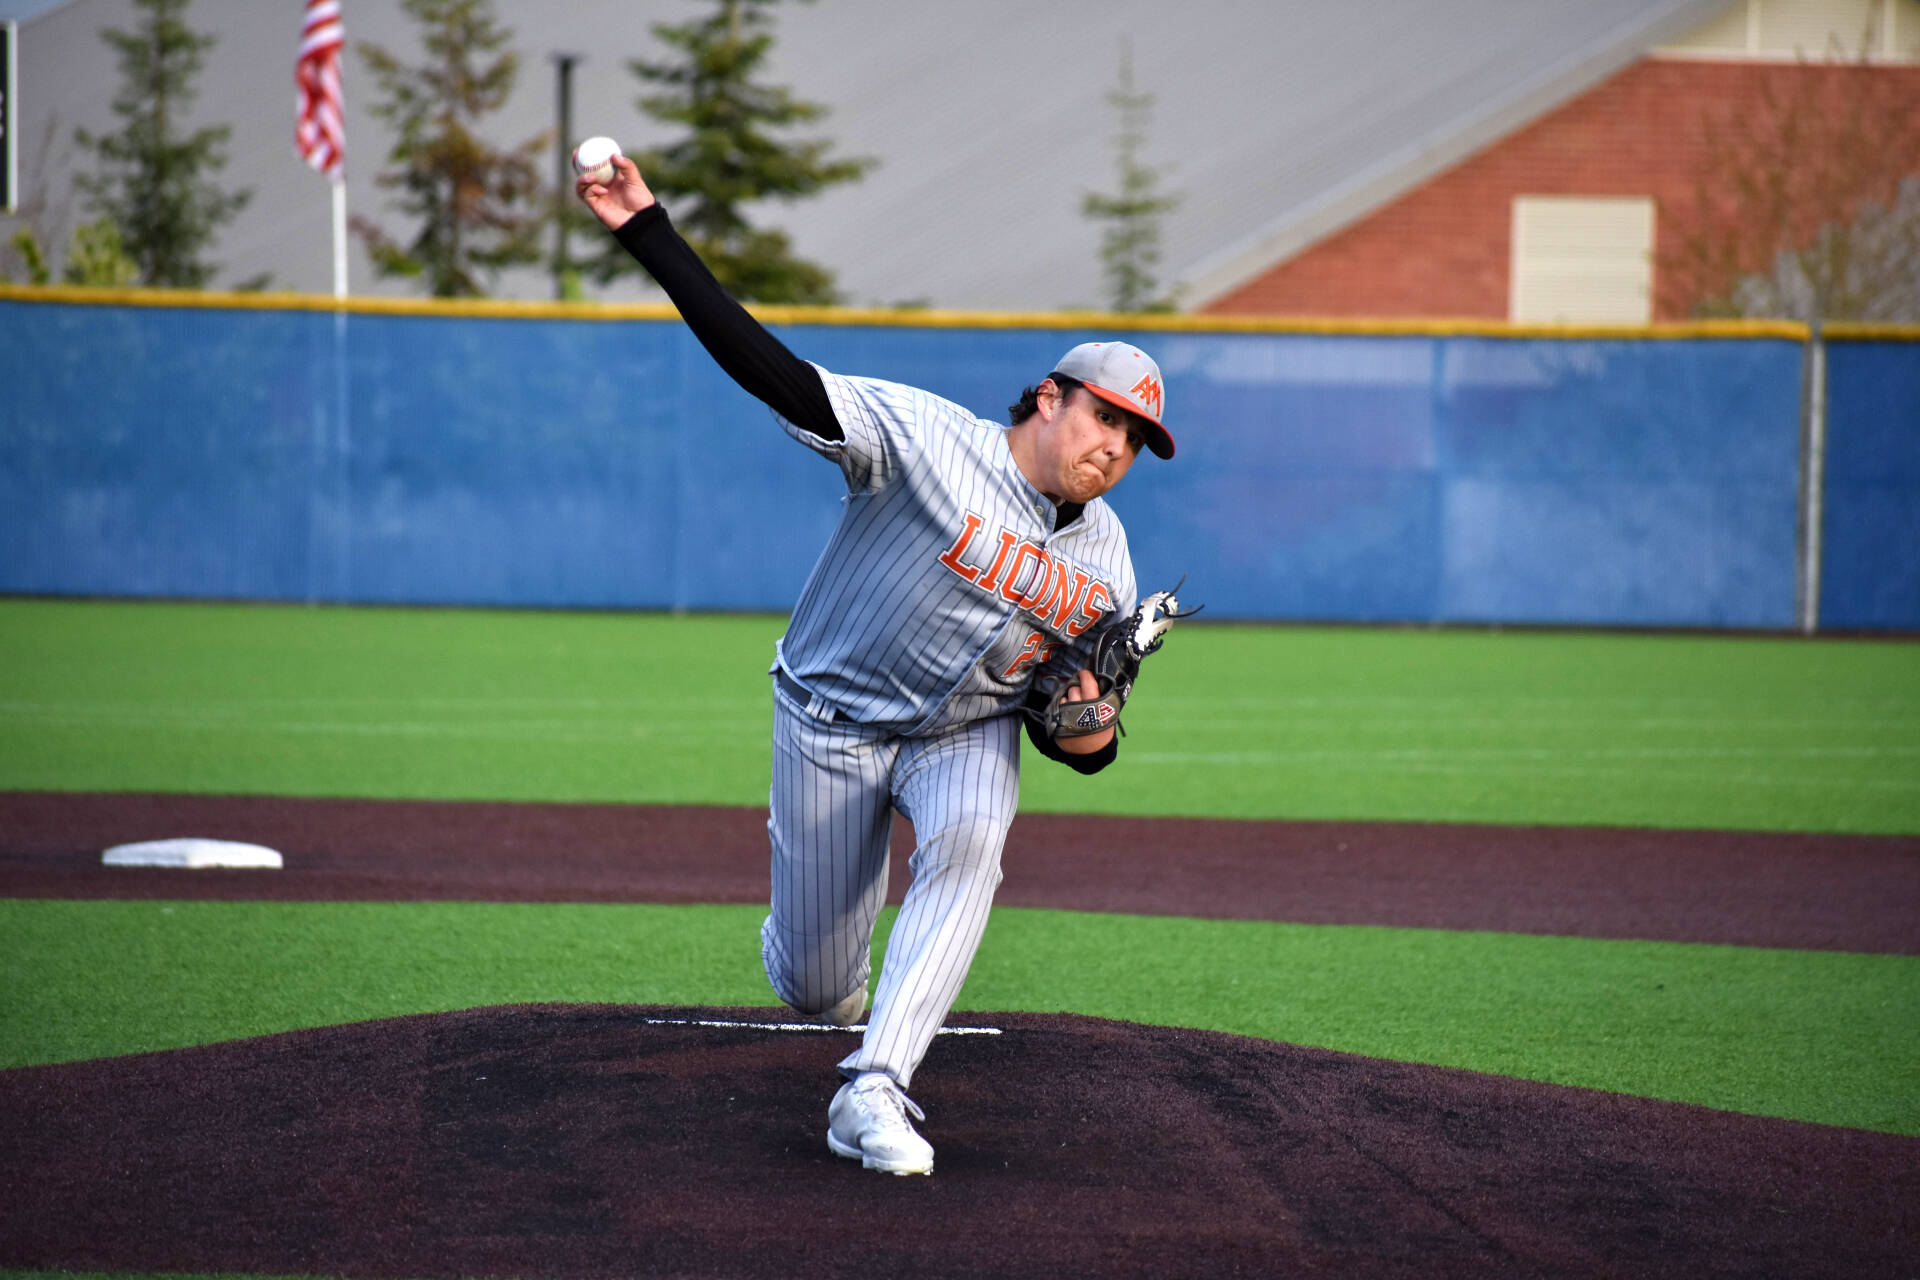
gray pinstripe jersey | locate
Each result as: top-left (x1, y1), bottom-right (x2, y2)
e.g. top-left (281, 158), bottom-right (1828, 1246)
top-left (772, 367), bottom-right (1138, 732)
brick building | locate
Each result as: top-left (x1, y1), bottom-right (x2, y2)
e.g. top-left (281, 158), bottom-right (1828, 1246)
top-left (1197, 0), bottom-right (1920, 322)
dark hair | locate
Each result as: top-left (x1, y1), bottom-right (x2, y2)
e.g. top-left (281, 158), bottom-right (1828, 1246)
top-left (1008, 374), bottom-right (1084, 424)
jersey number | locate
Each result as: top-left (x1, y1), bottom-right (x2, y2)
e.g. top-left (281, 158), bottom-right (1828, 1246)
top-left (1002, 630), bottom-right (1058, 679)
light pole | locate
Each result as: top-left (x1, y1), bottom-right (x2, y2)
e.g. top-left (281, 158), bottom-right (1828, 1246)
top-left (551, 51), bottom-right (582, 300)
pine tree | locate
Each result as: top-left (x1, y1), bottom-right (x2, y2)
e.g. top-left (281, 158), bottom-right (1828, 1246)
top-left (64, 221), bottom-right (142, 286)
top-left (1082, 41), bottom-right (1180, 313)
top-left (595, 0), bottom-right (874, 304)
top-left (72, 0), bottom-right (250, 289)
top-left (3, 222), bottom-right (138, 287)
top-left (353, 0), bottom-right (548, 298)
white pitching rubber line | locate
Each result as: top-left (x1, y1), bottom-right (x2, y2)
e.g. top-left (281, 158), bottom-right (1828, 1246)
top-left (102, 838), bottom-right (285, 869)
top-left (642, 1017), bottom-right (1001, 1035)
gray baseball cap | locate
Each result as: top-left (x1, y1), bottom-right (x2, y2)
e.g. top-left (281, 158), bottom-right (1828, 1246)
top-left (1051, 341), bottom-right (1174, 459)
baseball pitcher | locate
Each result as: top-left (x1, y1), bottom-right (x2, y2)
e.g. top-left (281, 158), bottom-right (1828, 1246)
top-left (579, 152), bottom-right (1194, 1176)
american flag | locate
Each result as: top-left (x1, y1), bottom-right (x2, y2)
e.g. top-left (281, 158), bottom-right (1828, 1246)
top-left (296, 0), bottom-right (345, 180)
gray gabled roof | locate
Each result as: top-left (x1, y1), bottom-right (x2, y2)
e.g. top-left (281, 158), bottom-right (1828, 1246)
top-left (772, 0), bottom-right (1737, 311)
top-left (1161, 0), bottom-right (1739, 306)
top-left (0, 1), bottom-right (68, 19)
top-left (4, 0), bottom-right (1734, 310)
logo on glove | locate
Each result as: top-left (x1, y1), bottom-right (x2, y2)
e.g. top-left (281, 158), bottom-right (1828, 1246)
top-left (1074, 703), bottom-right (1116, 730)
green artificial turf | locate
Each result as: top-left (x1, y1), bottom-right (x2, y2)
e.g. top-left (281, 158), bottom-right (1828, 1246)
top-left (4, 597), bottom-right (1917, 1172)
top-left (1, 597), bottom-right (1916, 832)
top-left (3, 899), bottom-right (1914, 1136)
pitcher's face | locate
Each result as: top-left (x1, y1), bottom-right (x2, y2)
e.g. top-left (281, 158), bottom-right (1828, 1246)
top-left (1029, 382), bottom-right (1144, 504)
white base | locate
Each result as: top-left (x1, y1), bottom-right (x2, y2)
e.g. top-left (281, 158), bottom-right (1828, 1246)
top-left (102, 838), bottom-right (284, 869)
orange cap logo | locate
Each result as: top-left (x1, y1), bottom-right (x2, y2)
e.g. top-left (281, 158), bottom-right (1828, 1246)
top-left (1129, 375), bottom-right (1163, 418)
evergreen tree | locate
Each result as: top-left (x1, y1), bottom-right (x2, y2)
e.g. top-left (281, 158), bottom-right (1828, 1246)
top-left (353, 0), bottom-right (548, 298)
top-left (72, 0), bottom-right (250, 289)
top-left (63, 220), bottom-right (142, 286)
top-left (1082, 40), bottom-right (1180, 313)
top-left (3, 229), bottom-right (50, 284)
top-left (596, 0), bottom-right (873, 304)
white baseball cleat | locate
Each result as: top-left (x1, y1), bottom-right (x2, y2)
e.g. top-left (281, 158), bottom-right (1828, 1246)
top-left (827, 1073), bottom-right (934, 1175)
top-left (815, 988), bottom-right (868, 1027)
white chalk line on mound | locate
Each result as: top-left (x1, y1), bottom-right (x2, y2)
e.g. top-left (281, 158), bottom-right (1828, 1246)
top-left (643, 1017), bottom-right (1002, 1036)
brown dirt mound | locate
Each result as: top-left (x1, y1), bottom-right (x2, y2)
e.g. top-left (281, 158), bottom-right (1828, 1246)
top-left (2, 1005), bottom-right (1914, 1280)
top-left (5, 791), bottom-right (1918, 952)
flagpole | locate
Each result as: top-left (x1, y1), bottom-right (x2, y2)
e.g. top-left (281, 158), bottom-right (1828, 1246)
top-left (331, 174), bottom-right (347, 300)
top-left (298, 0), bottom-right (351, 600)
top-left (298, 0), bottom-right (347, 298)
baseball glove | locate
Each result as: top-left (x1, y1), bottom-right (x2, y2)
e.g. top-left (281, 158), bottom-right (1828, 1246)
top-left (1045, 579), bottom-right (1202, 738)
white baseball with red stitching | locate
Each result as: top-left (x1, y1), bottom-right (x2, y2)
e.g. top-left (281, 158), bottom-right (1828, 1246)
top-left (571, 136), bottom-right (622, 185)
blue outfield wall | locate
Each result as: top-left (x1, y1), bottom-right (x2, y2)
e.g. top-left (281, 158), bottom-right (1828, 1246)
top-left (1821, 337), bottom-right (1920, 631)
top-left (0, 293), bottom-right (1888, 629)
top-left (1141, 331), bottom-right (1802, 627)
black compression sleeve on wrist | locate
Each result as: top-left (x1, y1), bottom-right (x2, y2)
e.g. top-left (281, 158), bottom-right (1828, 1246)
top-left (614, 205), bottom-right (841, 441)
top-left (1021, 687), bottom-right (1118, 774)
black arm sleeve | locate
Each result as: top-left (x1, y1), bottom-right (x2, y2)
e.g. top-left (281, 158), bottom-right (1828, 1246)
top-left (614, 205), bottom-right (841, 441)
top-left (1021, 686), bottom-right (1119, 774)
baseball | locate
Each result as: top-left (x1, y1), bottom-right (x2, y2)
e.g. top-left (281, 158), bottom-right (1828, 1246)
top-left (571, 136), bottom-right (622, 185)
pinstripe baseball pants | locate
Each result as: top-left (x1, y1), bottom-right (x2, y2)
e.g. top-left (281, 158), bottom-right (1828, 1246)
top-left (762, 682), bottom-right (1020, 1089)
